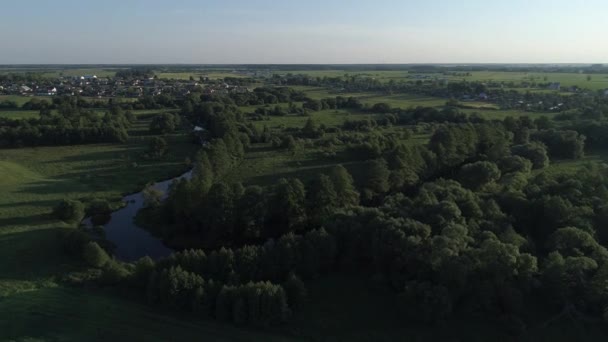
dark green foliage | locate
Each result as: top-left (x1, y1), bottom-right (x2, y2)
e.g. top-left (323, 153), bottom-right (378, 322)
top-left (86, 198), bottom-right (111, 216)
top-left (282, 273), bottom-right (307, 309)
top-left (119, 93), bottom-right (608, 332)
top-left (511, 142), bottom-right (550, 169)
top-left (147, 136), bottom-right (168, 158)
top-left (531, 129), bottom-right (585, 160)
top-left (361, 159), bottom-right (390, 200)
top-left (149, 113), bottom-right (180, 134)
top-left (306, 174), bottom-right (338, 226)
top-left (0, 98), bottom-right (132, 148)
top-left (83, 242), bottom-right (110, 268)
top-left (53, 199), bottom-right (85, 223)
top-left (457, 161), bottom-right (501, 190)
top-left (267, 178), bottom-right (307, 236)
top-left (400, 281), bottom-right (452, 323)
top-left (329, 165), bottom-right (360, 207)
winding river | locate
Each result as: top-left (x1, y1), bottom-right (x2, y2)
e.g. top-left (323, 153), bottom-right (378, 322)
top-left (83, 170), bottom-right (192, 262)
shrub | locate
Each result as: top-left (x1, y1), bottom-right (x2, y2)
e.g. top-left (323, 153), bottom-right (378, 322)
top-left (53, 199), bottom-right (85, 223)
top-left (83, 241), bottom-right (110, 268)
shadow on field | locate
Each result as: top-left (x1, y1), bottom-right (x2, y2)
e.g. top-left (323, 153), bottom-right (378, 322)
top-left (0, 199), bottom-right (55, 209)
top-left (40, 146), bottom-right (142, 164)
top-left (0, 227), bottom-right (75, 279)
top-left (0, 213), bottom-right (52, 229)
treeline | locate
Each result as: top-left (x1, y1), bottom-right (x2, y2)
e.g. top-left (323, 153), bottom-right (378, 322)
top-left (0, 104), bottom-right (133, 147)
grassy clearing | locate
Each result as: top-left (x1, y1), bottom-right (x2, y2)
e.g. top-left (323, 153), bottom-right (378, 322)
top-left (0, 110), bottom-right (39, 119)
top-left (0, 95), bottom-right (48, 106)
top-left (543, 149), bottom-right (608, 176)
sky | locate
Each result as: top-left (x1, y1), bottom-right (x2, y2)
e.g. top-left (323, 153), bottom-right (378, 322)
top-left (0, 0), bottom-right (606, 64)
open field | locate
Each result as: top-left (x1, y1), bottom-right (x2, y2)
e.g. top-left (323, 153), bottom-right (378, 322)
top-left (0, 68), bottom-right (119, 78)
top-left (289, 86), bottom-right (557, 121)
top-left (0, 110), bottom-right (39, 119)
top-left (156, 71), bottom-right (249, 80)
top-left (284, 70), bottom-right (608, 91)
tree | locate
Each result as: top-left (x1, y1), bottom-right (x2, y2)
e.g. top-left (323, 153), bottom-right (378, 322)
top-left (83, 241), bottom-right (110, 268)
top-left (236, 186), bottom-right (267, 240)
top-left (282, 273), bottom-right (307, 309)
top-left (53, 199), bottom-right (85, 223)
top-left (267, 178), bottom-right (307, 236)
top-left (149, 113), bottom-right (179, 134)
top-left (457, 161), bottom-right (501, 190)
top-left (362, 159), bottom-right (390, 199)
top-left (147, 137), bottom-right (168, 158)
top-left (306, 174), bottom-right (338, 226)
top-left (511, 142), bottom-right (549, 169)
top-left (329, 165), bottom-right (360, 207)
top-left (142, 184), bottom-right (164, 208)
top-left (302, 118), bottom-right (322, 138)
top-left (207, 139), bottom-right (233, 176)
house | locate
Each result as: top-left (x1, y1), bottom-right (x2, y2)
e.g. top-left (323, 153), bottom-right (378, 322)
top-left (36, 87), bottom-right (57, 96)
top-left (603, 89), bottom-right (608, 97)
top-left (548, 82), bottom-right (561, 90)
top-left (20, 85), bottom-right (32, 93)
top-left (478, 92), bottom-right (488, 100)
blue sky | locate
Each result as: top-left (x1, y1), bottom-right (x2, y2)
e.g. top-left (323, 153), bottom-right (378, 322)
top-left (0, 0), bottom-right (606, 64)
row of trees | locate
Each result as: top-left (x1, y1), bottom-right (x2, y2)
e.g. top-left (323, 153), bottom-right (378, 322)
top-left (0, 105), bottom-right (133, 148)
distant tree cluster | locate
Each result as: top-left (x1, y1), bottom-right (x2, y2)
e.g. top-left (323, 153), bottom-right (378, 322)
top-left (0, 104), bottom-right (133, 148)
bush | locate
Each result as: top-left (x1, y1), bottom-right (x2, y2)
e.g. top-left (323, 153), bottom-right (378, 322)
top-left (100, 261), bottom-right (131, 285)
top-left (147, 137), bottom-right (168, 158)
top-left (282, 273), bottom-right (307, 309)
top-left (53, 199), bottom-right (85, 223)
top-left (87, 198), bottom-right (111, 216)
top-left (83, 241), bottom-right (110, 268)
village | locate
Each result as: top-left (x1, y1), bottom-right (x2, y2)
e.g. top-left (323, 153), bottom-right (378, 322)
top-left (0, 73), bottom-right (253, 99)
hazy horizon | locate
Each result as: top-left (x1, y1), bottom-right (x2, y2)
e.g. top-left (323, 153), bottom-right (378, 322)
top-left (1, 0), bottom-right (607, 64)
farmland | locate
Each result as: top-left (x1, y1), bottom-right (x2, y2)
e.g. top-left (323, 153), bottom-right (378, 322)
top-left (281, 70), bottom-right (608, 91)
top-left (2, 65), bottom-right (608, 341)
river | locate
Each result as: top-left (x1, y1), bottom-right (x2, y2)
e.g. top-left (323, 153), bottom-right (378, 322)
top-left (82, 169), bottom-right (192, 262)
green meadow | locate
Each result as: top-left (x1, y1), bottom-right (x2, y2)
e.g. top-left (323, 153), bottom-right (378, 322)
top-left (284, 70), bottom-right (608, 91)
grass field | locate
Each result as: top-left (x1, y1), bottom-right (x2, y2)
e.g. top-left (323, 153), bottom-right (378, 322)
top-left (284, 70), bottom-right (608, 91)
top-left (0, 112), bottom-right (204, 340)
top-left (0, 68), bottom-right (119, 78)
top-left (0, 110), bottom-right (39, 119)
top-left (156, 71), bottom-right (249, 80)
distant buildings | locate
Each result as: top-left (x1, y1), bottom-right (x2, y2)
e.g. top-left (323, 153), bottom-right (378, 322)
top-left (548, 82), bottom-right (561, 90)
top-left (36, 87), bottom-right (57, 96)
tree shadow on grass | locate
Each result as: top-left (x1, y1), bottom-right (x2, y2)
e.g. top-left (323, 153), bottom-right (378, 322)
top-left (0, 213), bottom-right (53, 229)
top-left (0, 227), bottom-right (76, 280)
